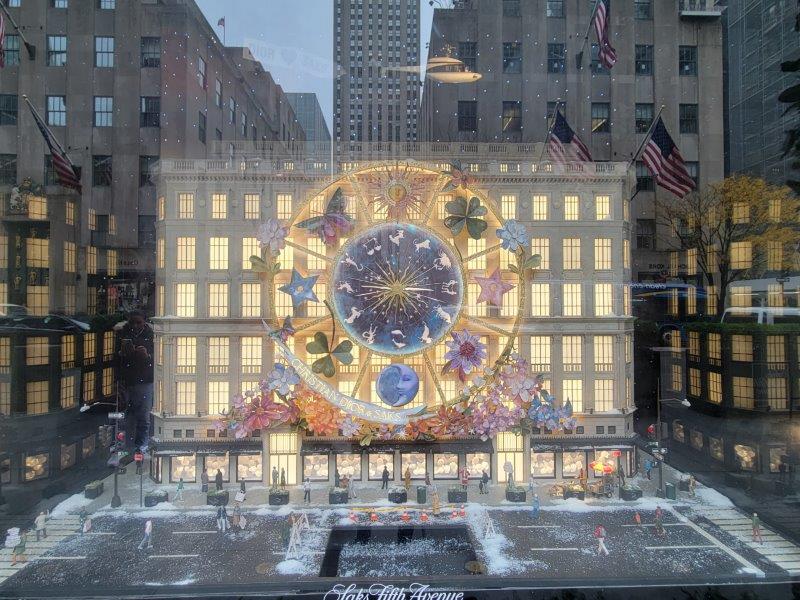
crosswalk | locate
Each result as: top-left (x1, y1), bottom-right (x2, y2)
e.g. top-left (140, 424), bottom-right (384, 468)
top-left (0, 515), bottom-right (82, 585)
top-left (693, 506), bottom-right (800, 576)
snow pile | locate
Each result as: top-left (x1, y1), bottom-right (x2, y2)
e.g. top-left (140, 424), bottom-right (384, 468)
top-left (50, 492), bottom-right (93, 517)
top-left (466, 505), bottom-right (521, 575)
top-left (693, 485), bottom-right (735, 509)
top-left (276, 559), bottom-right (307, 575)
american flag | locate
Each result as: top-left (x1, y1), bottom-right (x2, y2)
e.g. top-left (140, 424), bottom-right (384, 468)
top-left (27, 100), bottom-right (82, 193)
top-left (642, 117), bottom-right (695, 198)
top-left (593, 0), bottom-right (617, 70)
top-left (0, 12), bottom-right (6, 69)
top-left (548, 110), bottom-right (593, 164)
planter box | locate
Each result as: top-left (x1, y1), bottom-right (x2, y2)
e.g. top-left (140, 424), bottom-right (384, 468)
top-left (447, 489), bottom-right (467, 503)
top-left (329, 490), bottom-right (349, 505)
top-left (268, 490), bottom-right (290, 506)
top-left (206, 491), bottom-right (229, 506)
top-left (144, 491), bottom-right (169, 507)
top-left (388, 490), bottom-right (408, 504)
top-left (84, 482), bottom-right (104, 500)
top-left (505, 489), bottom-right (527, 503)
top-left (620, 487), bottom-right (643, 501)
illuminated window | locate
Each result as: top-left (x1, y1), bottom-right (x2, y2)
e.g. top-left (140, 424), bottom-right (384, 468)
top-left (594, 238), bottom-right (611, 270)
top-left (562, 336), bottom-right (582, 371)
top-left (708, 371), bottom-right (722, 403)
top-left (467, 283), bottom-right (487, 316)
top-left (531, 195), bottom-right (548, 220)
top-left (563, 238), bottom-right (581, 270)
top-left (467, 238), bottom-right (486, 270)
top-left (306, 283), bottom-right (327, 317)
top-left (706, 248), bottom-right (717, 271)
top-left (176, 283), bottom-right (196, 317)
top-left (157, 285), bottom-right (165, 317)
top-left (102, 331), bottom-right (114, 360)
top-left (768, 378), bottom-right (788, 410)
top-left (109, 215), bottom-right (117, 235)
top-left (274, 281), bottom-right (294, 316)
top-left (27, 337), bottom-right (49, 366)
top-left (60, 375), bottom-right (76, 409)
top-left (307, 237), bottom-right (327, 270)
top-left (730, 334), bottom-right (753, 362)
top-left (530, 238), bottom-right (549, 269)
top-left (529, 336), bottom-right (551, 371)
top-left (768, 241), bottom-right (783, 271)
top-left (26, 381), bottom-right (49, 415)
top-left (87, 246), bottom-right (97, 274)
top-left (66, 201), bottom-right (75, 225)
top-left (767, 336), bottom-right (785, 366)
top-left (768, 284), bottom-right (783, 307)
top-left (64, 285), bottom-right (75, 313)
top-left (269, 432), bottom-right (298, 485)
top-left (563, 379), bottom-right (583, 412)
top-left (107, 249), bottom-right (118, 277)
top-left (501, 282), bottom-right (518, 317)
top-left (500, 194), bottom-right (516, 219)
top-left (563, 283), bottom-right (582, 316)
top-left (208, 337), bottom-right (229, 374)
top-left (178, 192), bottom-right (194, 219)
top-left (732, 376), bottom-right (754, 409)
top-left (176, 381), bottom-right (196, 415)
top-left (176, 237), bottom-right (196, 270)
top-left (102, 367), bottom-right (113, 395)
top-left (242, 237), bottom-right (259, 270)
top-left (26, 285), bottom-right (48, 316)
top-left (595, 195), bottom-right (610, 220)
top-left (277, 193), bottom-right (293, 219)
top-left (594, 379), bottom-right (614, 411)
top-left (730, 286), bottom-right (751, 307)
top-left (564, 195), bottom-right (579, 220)
top-left (157, 196), bottom-right (165, 220)
top-left (626, 334), bottom-right (633, 363)
top-left (156, 337), bottom-right (163, 366)
top-left (686, 368), bottom-right (700, 397)
top-left (209, 237), bottom-right (229, 270)
top-left (732, 201), bottom-right (749, 224)
top-left (244, 193), bottom-right (260, 219)
top-left (156, 238), bottom-right (165, 269)
top-left (730, 241), bottom-right (752, 269)
top-left (82, 371), bottom-right (95, 403)
top-left (26, 238), bottom-right (48, 268)
top-left (594, 283), bottom-right (613, 316)
top-left (437, 194), bottom-right (453, 219)
top-left (706, 285), bottom-right (717, 315)
top-left (208, 283), bottom-right (229, 317)
top-left (176, 337), bottom-right (197, 374)
top-left (686, 248), bottom-right (697, 276)
top-left (688, 331), bottom-right (700, 359)
top-left (63, 241), bottom-right (76, 273)
top-left (530, 283), bottom-right (550, 316)
top-left (241, 283), bottom-right (261, 317)
top-left (708, 333), bottom-right (721, 360)
top-left (594, 336), bottom-right (613, 372)
top-left (84, 333), bottom-right (96, 365)
top-left (208, 381), bottom-right (229, 415)
top-left (686, 286), bottom-right (697, 315)
top-left (669, 251), bottom-right (679, 276)
top-left (211, 193), bottom-right (227, 219)
top-left (241, 337), bottom-right (262, 374)
top-left (623, 239), bottom-right (630, 269)
top-left (671, 364), bottom-right (683, 392)
top-left (278, 240), bottom-right (294, 271)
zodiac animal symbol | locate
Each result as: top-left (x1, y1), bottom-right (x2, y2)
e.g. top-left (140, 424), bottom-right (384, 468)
top-left (362, 325), bottom-right (377, 345)
top-left (363, 237), bottom-right (382, 256)
top-left (344, 307), bottom-right (363, 324)
top-left (434, 306), bottom-right (452, 324)
top-left (441, 280), bottom-right (458, 296)
top-left (389, 229), bottom-right (405, 246)
top-left (414, 239), bottom-right (431, 251)
top-left (337, 282), bottom-right (354, 294)
top-left (433, 250), bottom-right (452, 270)
top-left (420, 324), bottom-right (433, 345)
top-left (390, 330), bottom-right (407, 349)
top-left (343, 254), bottom-right (364, 271)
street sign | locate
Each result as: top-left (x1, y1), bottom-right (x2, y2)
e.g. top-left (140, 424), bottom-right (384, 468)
top-left (108, 412), bottom-right (125, 420)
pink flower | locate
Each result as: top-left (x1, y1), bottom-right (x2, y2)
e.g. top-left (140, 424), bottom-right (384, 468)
top-left (243, 395), bottom-right (290, 432)
top-left (443, 330), bottom-right (487, 382)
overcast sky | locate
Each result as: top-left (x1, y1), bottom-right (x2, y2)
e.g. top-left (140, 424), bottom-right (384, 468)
top-left (196, 1), bottom-right (435, 133)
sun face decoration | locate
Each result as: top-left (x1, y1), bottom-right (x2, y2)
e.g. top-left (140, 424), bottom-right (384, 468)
top-left (362, 164), bottom-right (437, 220)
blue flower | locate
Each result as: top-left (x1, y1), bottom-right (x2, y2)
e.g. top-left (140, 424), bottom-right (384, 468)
top-left (266, 363), bottom-right (300, 396)
top-left (496, 220), bottom-right (528, 252)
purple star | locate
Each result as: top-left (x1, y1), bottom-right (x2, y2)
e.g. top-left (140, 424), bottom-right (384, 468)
top-left (475, 269), bottom-right (515, 307)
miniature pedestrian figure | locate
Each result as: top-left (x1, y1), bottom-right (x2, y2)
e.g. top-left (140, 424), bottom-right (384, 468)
top-left (216, 505), bottom-right (229, 533)
top-left (460, 467), bottom-right (470, 491)
top-left (654, 513), bottom-right (666, 537)
top-left (688, 474), bottom-right (696, 498)
top-left (381, 465), bottom-right (390, 490)
top-left (303, 477), bottom-right (311, 504)
top-left (231, 503), bottom-right (242, 530)
top-left (404, 467), bottom-right (412, 491)
top-left (579, 468), bottom-right (588, 491)
top-left (531, 494), bottom-right (540, 520)
top-left (432, 489), bottom-right (441, 516)
top-left (425, 472), bottom-right (431, 490)
top-left (634, 511), bottom-right (642, 529)
top-left (272, 466), bottom-right (279, 489)
top-left (78, 509), bottom-right (88, 535)
top-left (215, 469), bottom-right (224, 491)
top-left (34, 510), bottom-right (48, 541)
top-left (644, 459), bottom-right (653, 481)
top-left (481, 470), bottom-right (489, 495)
top-left (10, 529), bottom-right (27, 566)
top-left (201, 468), bottom-right (209, 493)
top-left (174, 477), bottom-right (185, 502)
top-left (334, 469), bottom-right (341, 489)
top-left (752, 512), bottom-right (763, 544)
top-left (280, 467), bottom-right (287, 489)
top-left (348, 477), bottom-right (358, 499)
top-left (138, 520), bottom-right (153, 550)
top-left (655, 505), bottom-right (663, 521)
top-left (594, 524), bottom-right (609, 556)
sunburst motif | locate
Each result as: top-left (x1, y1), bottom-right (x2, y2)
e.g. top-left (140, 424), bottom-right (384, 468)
top-left (352, 255), bottom-right (439, 322)
top-left (361, 164), bottom-right (435, 220)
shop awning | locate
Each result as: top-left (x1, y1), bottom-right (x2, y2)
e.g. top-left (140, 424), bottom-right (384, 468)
top-left (300, 438), bottom-right (494, 455)
top-left (151, 439), bottom-right (261, 455)
top-left (530, 436), bottom-right (637, 452)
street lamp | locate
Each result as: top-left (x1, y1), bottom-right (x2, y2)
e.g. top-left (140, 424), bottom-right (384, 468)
top-left (83, 388), bottom-right (126, 507)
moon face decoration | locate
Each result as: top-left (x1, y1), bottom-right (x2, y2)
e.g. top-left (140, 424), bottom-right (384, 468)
top-left (376, 364), bottom-right (420, 408)
top-left (331, 222), bottom-right (464, 356)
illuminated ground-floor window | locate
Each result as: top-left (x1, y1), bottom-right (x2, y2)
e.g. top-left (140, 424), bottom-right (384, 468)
top-left (368, 453), bottom-right (393, 480)
top-left (171, 455), bottom-right (196, 482)
top-left (269, 432), bottom-right (298, 485)
top-left (237, 454), bottom-right (262, 481)
top-left (433, 453), bottom-right (458, 480)
top-left (82, 434), bottom-right (96, 458)
top-left (303, 454), bottom-right (329, 481)
top-left (204, 453), bottom-right (229, 481)
top-left (25, 453), bottom-right (49, 481)
top-left (60, 443), bottom-right (76, 470)
top-left (562, 451), bottom-right (585, 478)
top-left (530, 451), bottom-right (556, 478)
top-left (401, 452), bottom-right (426, 479)
top-left (734, 444), bottom-right (757, 471)
top-left (336, 453), bottom-right (362, 480)
top-left (496, 431), bottom-right (523, 484)
top-left (465, 453), bottom-right (490, 479)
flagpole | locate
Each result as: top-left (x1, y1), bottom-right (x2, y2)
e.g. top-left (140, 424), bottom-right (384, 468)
top-left (575, 0), bottom-right (600, 71)
top-left (0, 2), bottom-right (36, 59)
top-left (627, 104), bottom-right (665, 169)
top-left (22, 95), bottom-right (72, 159)
top-left (537, 99), bottom-right (562, 164)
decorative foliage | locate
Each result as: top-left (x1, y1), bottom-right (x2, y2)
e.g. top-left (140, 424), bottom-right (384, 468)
top-left (270, 316), bottom-right (295, 343)
top-left (442, 330), bottom-right (487, 382)
top-left (295, 187), bottom-right (353, 246)
top-left (496, 220), bottom-right (528, 253)
top-left (305, 331), bottom-right (354, 378)
top-left (442, 160), bottom-right (476, 192)
top-left (265, 363), bottom-right (300, 397)
top-left (474, 268), bottom-right (515, 307)
top-left (278, 269), bottom-right (319, 309)
top-left (257, 218), bottom-right (289, 254)
top-left (444, 196), bottom-right (488, 239)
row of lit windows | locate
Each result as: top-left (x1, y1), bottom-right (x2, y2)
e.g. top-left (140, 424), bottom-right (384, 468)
top-left (528, 334), bottom-right (631, 373)
top-left (672, 241), bottom-right (787, 278)
top-left (159, 192), bottom-right (294, 221)
top-left (529, 283), bottom-right (631, 317)
top-left (0, 332), bottom-right (116, 369)
top-left (22, 368), bottom-right (112, 416)
top-left (685, 331), bottom-right (796, 366)
top-left (172, 336), bottom-right (264, 374)
top-left (158, 283), bottom-right (263, 318)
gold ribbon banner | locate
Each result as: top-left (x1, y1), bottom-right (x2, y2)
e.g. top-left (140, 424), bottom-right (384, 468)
top-left (271, 337), bottom-right (426, 426)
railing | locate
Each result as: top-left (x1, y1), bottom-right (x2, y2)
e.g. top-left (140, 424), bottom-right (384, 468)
top-left (679, 0), bottom-right (723, 16)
